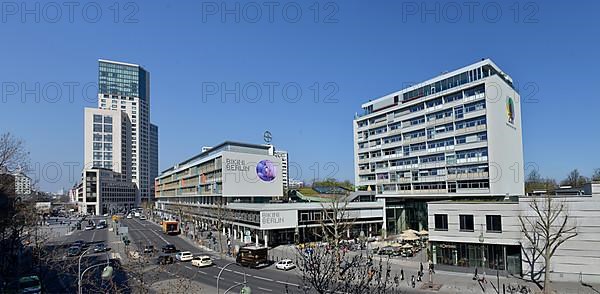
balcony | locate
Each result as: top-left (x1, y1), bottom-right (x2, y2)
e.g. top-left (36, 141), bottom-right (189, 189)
top-left (455, 124), bottom-right (487, 135)
top-left (447, 172), bottom-right (489, 181)
top-left (454, 141), bottom-right (488, 152)
top-left (403, 136), bottom-right (427, 145)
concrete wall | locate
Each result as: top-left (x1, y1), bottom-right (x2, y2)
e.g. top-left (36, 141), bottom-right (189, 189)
top-left (485, 75), bottom-right (524, 196)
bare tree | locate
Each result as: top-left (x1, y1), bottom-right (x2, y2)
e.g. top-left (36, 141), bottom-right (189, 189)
top-left (296, 196), bottom-right (398, 293)
top-left (592, 168), bottom-right (600, 182)
top-left (561, 169), bottom-right (588, 188)
top-left (519, 195), bottom-right (578, 293)
top-left (0, 132), bottom-right (30, 173)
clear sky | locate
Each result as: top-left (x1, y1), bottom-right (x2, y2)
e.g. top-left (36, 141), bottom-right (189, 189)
top-left (1, 0), bottom-right (599, 193)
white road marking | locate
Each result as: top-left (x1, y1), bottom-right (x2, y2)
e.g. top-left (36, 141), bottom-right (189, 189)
top-left (184, 265), bottom-right (193, 270)
top-left (257, 287), bottom-right (273, 292)
top-left (198, 270), bottom-right (207, 274)
top-left (276, 281), bottom-right (299, 287)
top-left (253, 276), bottom-right (274, 282)
top-left (90, 229), bottom-right (96, 242)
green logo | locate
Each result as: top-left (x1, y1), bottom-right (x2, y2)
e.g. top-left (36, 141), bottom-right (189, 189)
top-left (506, 96), bottom-right (515, 124)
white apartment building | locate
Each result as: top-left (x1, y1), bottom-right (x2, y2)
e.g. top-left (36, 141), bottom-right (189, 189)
top-left (353, 59), bottom-right (524, 234)
top-left (13, 172), bottom-right (31, 195)
top-left (77, 168), bottom-right (138, 215)
top-left (428, 183), bottom-right (600, 283)
top-left (84, 108), bottom-right (132, 180)
top-left (97, 59), bottom-right (158, 202)
top-left (274, 150), bottom-right (289, 192)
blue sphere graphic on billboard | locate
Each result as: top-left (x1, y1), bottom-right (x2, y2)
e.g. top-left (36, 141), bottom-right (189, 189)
top-left (256, 160), bottom-right (277, 182)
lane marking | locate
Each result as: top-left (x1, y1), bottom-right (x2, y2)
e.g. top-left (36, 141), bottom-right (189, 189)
top-left (198, 270), bottom-right (207, 274)
top-left (253, 276), bottom-right (274, 282)
top-left (257, 287), bottom-right (273, 292)
top-left (276, 281), bottom-right (299, 287)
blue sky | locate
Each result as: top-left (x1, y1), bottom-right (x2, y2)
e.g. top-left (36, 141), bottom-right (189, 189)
top-left (1, 0), bottom-right (599, 192)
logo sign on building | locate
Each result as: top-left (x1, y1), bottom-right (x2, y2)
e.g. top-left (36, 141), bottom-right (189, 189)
top-left (221, 151), bottom-right (283, 197)
top-left (260, 210), bottom-right (298, 230)
top-left (506, 96), bottom-right (515, 125)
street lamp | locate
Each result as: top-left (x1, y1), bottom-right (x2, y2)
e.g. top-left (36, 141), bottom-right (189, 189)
top-left (216, 262), bottom-right (251, 294)
top-left (78, 248), bottom-right (112, 294)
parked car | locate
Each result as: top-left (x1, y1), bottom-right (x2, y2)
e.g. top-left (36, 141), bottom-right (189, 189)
top-left (72, 240), bottom-right (86, 248)
top-left (139, 215), bottom-right (147, 220)
top-left (144, 245), bottom-right (156, 254)
top-left (191, 256), bottom-right (213, 267)
top-left (84, 225), bottom-right (95, 230)
top-left (275, 259), bottom-right (296, 271)
top-left (67, 246), bottom-right (82, 256)
top-left (161, 244), bottom-right (177, 253)
top-left (156, 254), bottom-right (174, 265)
top-left (175, 251), bottom-right (193, 262)
top-left (18, 275), bottom-right (42, 294)
top-left (126, 214), bottom-right (132, 219)
top-left (94, 243), bottom-right (108, 253)
top-left (96, 220), bottom-right (107, 229)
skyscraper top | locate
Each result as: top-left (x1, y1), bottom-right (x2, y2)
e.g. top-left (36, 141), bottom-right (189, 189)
top-left (98, 59), bottom-right (148, 99)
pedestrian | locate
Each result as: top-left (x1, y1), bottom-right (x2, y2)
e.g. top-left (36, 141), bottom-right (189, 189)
top-left (400, 269), bottom-right (404, 280)
top-left (429, 260), bottom-right (435, 274)
top-left (473, 267), bottom-right (478, 280)
top-left (417, 271), bottom-right (422, 282)
top-left (420, 262), bottom-right (423, 274)
top-left (411, 275), bottom-right (416, 288)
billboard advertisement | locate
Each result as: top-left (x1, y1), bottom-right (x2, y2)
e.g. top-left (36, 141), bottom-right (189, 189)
top-left (221, 151), bottom-right (283, 197)
top-left (260, 210), bottom-right (298, 230)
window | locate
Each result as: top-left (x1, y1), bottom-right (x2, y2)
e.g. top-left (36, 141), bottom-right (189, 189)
top-left (93, 124), bottom-right (102, 132)
top-left (103, 116), bottom-right (113, 124)
top-left (104, 125), bottom-right (112, 133)
top-left (486, 215), bottom-right (502, 232)
top-left (434, 214), bottom-right (448, 231)
top-left (459, 215), bottom-right (474, 232)
top-left (93, 115), bottom-right (102, 123)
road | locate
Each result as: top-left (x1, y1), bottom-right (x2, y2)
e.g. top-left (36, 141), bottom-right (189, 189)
top-left (121, 217), bottom-right (303, 294)
top-left (42, 216), bottom-right (126, 293)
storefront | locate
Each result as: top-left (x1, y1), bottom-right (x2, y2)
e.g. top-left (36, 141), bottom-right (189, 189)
top-left (431, 241), bottom-right (521, 275)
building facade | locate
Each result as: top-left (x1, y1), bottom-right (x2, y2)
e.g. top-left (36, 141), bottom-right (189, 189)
top-left (77, 168), bottom-right (138, 215)
top-left (97, 59), bottom-right (158, 202)
top-left (13, 172), bottom-right (31, 195)
top-left (274, 150), bottom-right (289, 192)
top-left (155, 142), bottom-right (384, 246)
top-left (353, 59), bottom-right (524, 234)
top-left (428, 183), bottom-right (600, 283)
top-left (84, 108), bottom-right (132, 180)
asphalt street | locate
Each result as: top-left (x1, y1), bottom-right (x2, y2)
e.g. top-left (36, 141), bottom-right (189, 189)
top-left (43, 216), bottom-right (124, 293)
top-left (121, 217), bottom-right (304, 294)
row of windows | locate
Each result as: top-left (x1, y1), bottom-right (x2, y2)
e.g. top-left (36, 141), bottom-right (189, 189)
top-left (360, 115), bottom-right (487, 148)
top-left (434, 214), bottom-right (502, 233)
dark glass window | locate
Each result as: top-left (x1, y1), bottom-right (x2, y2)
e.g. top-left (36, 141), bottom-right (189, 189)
top-left (434, 214), bottom-right (448, 231)
top-left (486, 215), bottom-right (502, 232)
top-left (459, 215), bottom-right (474, 231)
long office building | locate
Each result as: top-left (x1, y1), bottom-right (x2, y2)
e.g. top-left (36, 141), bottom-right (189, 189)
top-left (353, 59), bottom-right (524, 234)
top-left (155, 142), bottom-right (384, 246)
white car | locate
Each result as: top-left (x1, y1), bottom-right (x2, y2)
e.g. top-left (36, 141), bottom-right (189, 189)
top-left (191, 256), bottom-right (213, 267)
top-left (139, 215), bottom-right (147, 220)
top-left (275, 259), bottom-right (296, 271)
top-left (84, 225), bottom-right (95, 230)
top-left (126, 214), bottom-right (132, 219)
top-left (175, 251), bottom-right (193, 262)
